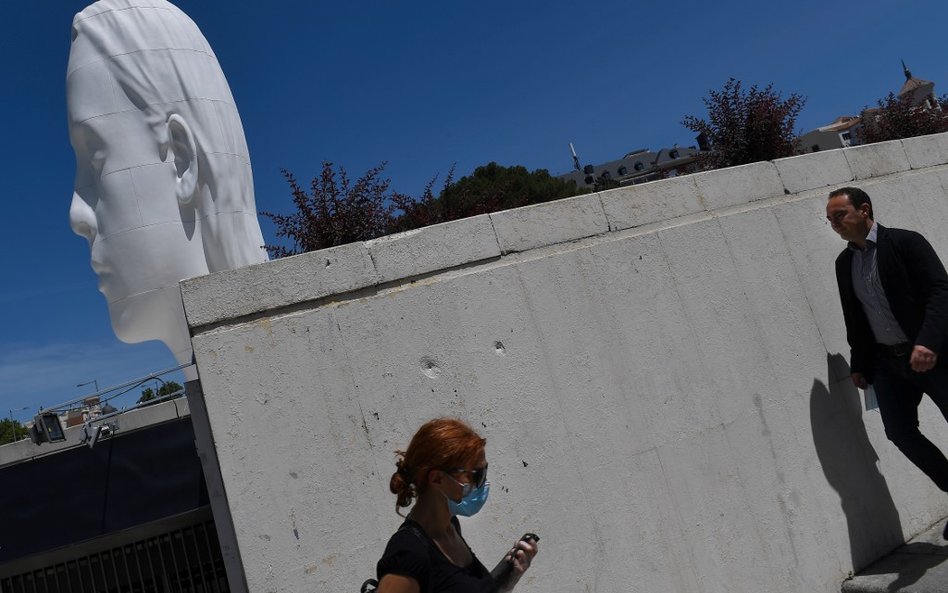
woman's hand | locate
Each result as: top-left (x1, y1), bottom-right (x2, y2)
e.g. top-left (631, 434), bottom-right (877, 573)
top-left (500, 538), bottom-right (539, 591)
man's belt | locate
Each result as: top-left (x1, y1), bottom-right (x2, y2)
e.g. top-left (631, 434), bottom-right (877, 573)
top-left (879, 342), bottom-right (913, 357)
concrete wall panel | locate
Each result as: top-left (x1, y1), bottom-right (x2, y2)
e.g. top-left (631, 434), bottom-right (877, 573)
top-left (489, 193), bottom-right (609, 253)
top-left (185, 145), bottom-right (948, 593)
top-left (182, 242), bottom-right (378, 328)
top-left (774, 150), bottom-right (854, 194)
top-left (366, 214), bottom-right (500, 283)
top-left (844, 140), bottom-right (911, 180)
top-left (902, 132), bottom-right (948, 170)
top-left (599, 176), bottom-right (703, 231)
top-left (693, 161), bottom-right (784, 210)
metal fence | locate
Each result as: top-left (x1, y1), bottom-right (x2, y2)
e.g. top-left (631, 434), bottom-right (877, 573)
top-left (1, 519), bottom-right (228, 593)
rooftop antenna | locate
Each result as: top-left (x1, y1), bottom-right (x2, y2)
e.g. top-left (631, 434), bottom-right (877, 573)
top-left (569, 142), bottom-right (582, 172)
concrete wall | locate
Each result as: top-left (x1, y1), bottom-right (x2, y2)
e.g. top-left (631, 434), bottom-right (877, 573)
top-left (182, 133), bottom-right (948, 593)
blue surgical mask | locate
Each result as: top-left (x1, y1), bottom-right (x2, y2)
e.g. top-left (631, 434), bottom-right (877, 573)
top-left (444, 477), bottom-right (490, 517)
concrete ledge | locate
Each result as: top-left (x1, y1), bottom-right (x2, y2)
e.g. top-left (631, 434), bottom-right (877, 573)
top-left (365, 214), bottom-right (500, 283)
top-left (774, 150), bottom-right (854, 194)
top-left (844, 140), bottom-right (911, 180)
top-left (903, 132), bottom-right (948, 170)
top-left (489, 193), bottom-right (608, 254)
top-left (693, 161), bottom-right (784, 210)
top-left (600, 176), bottom-right (703, 231)
top-left (182, 242), bottom-right (378, 328)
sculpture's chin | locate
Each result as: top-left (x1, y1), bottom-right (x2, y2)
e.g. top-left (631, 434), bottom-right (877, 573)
top-left (107, 288), bottom-right (181, 346)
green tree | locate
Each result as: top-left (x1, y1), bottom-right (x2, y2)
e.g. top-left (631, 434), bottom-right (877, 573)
top-left (682, 78), bottom-right (806, 169)
top-left (138, 380), bottom-right (185, 405)
top-left (858, 92), bottom-right (948, 144)
top-left (0, 418), bottom-right (26, 445)
top-left (264, 161), bottom-right (585, 257)
top-left (390, 162), bottom-right (583, 232)
top-left (438, 162), bottom-right (582, 217)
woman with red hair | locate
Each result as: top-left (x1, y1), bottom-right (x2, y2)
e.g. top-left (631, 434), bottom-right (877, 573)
top-left (376, 418), bottom-right (538, 592)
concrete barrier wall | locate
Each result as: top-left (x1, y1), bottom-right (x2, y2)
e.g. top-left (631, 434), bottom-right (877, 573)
top-left (182, 134), bottom-right (948, 593)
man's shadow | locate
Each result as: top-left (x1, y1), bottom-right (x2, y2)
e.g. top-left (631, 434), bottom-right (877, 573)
top-left (811, 353), bottom-right (904, 571)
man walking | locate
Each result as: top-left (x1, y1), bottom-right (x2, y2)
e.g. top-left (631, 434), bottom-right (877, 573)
top-left (828, 186), bottom-right (948, 529)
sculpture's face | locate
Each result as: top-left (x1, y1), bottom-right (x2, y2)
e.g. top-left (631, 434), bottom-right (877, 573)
top-left (67, 41), bottom-right (208, 343)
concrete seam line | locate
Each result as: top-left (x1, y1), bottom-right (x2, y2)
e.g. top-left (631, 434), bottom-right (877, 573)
top-left (365, 243), bottom-right (382, 286)
top-left (188, 255), bottom-right (504, 336)
top-left (595, 190), bottom-right (615, 232)
top-left (486, 212), bottom-right (504, 255)
top-left (188, 162), bottom-right (948, 333)
top-left (772, 161), bottom-right (791, 196)
top-left (192, 186), bottom-right (822, 335)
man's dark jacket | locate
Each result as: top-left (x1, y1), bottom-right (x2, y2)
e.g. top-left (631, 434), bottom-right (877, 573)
top-left (835, 224), bottom-right (948, 381)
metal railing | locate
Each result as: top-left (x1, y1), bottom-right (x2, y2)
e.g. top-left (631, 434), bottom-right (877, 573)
top-left (0, 518), bottom-right (228, 593)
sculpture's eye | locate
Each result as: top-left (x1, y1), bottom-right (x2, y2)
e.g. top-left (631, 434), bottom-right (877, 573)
top-left (71, 123), bottom-right (105, 177)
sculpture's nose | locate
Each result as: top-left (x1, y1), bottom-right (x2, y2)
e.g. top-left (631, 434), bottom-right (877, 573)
top-left (69, 191), bottom-right (97, 244)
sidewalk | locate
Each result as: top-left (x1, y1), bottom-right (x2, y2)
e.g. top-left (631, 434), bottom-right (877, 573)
top-left (843, 519), bottom-right (948, 592)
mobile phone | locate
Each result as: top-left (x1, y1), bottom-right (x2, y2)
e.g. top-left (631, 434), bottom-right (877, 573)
top-left (491, 533), bottom-right (540, 585)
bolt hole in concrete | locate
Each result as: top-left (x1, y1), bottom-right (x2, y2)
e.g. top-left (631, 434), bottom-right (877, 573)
top-left (494, 341), bottom-right (506, 355)
top-left (420, 357), bottom-right (442, 379)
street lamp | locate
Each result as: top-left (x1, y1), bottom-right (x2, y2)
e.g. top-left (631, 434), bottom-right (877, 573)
top-left (76, 379), bottom-right (99, 393)
top-left (8, 405), bottom-right (29, 443)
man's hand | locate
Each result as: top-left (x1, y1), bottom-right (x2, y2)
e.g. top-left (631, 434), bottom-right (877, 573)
top-left (911, 345), bottom-right (938, 372)
top-left (851, 373), bottom-right (868, 389)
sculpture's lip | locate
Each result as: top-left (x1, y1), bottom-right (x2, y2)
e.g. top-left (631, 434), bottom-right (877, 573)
top-left (90, 259), bottom-right (109, 285)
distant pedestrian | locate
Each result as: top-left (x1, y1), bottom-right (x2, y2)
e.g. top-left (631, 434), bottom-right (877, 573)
top-left (827, 186), bottom-right (948, 534)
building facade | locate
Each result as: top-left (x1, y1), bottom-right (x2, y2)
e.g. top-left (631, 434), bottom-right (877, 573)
top-left (559, 145), bottom-right (703, 188)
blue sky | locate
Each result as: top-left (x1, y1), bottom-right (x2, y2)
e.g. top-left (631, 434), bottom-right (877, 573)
top-left (2, 0), bottom-right (947, 420)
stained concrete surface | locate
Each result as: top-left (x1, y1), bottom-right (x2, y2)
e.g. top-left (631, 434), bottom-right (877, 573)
top-left (182, 133), bottom-right (948, 593)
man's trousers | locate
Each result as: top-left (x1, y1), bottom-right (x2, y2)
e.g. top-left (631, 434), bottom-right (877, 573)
top-left (873, 350), bottom-right (948, 492)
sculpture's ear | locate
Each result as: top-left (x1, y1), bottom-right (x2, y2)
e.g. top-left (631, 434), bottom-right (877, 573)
top-left (167, 114), bottom-right (198, 206)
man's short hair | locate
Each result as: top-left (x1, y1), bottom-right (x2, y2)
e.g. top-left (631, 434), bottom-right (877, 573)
top-left (829, 186), bottom-right (874, 219)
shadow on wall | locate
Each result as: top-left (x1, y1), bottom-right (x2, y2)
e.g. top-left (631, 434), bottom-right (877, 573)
top-left (811, 353), bottom-right (903, 571)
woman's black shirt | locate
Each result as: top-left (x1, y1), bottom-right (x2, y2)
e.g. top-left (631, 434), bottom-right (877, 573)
top-left (377, 518), bottom-right (497, 593)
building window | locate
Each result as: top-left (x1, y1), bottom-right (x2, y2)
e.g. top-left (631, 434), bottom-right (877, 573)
top-left (634, 161), bottom-right (644, 171)
top-left (811, 145), bottom-right (820, 153)
top-left (617, 166), bottom-right (628, 176)
top-left (840, 132), bottom-right (851, 147)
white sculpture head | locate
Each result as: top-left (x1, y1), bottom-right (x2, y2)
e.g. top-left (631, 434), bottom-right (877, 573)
top-left (67, 0), bottom-right (268, 368)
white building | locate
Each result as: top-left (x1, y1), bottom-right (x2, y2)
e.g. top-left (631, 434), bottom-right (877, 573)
top-left (798, 61), bottom-right (939, 153)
